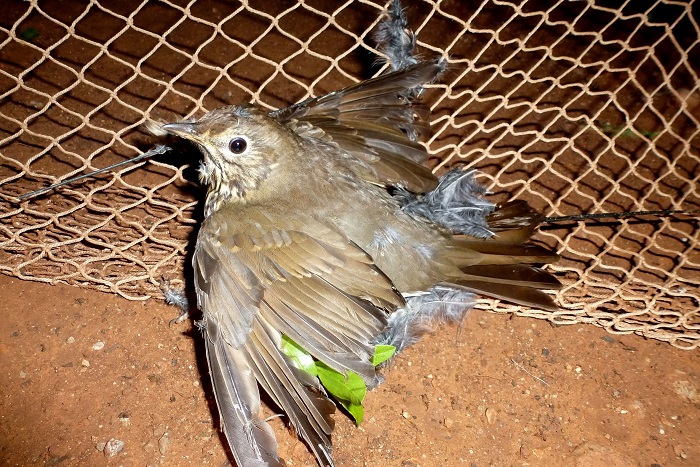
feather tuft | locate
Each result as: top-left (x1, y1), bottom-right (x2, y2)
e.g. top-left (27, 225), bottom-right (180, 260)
top-left (396, 169), bottom-right (495, 237)
top-left (374, 0), bottom-right (419, 72)
top-left (375, 286), bottom-right (474, 353)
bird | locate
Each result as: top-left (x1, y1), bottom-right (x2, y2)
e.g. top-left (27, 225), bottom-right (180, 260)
top-left (156, 56), bottom-right (561, 467)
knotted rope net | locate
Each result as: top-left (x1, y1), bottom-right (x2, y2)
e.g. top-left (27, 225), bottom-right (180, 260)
top-left (1, 0), bottom-right (698, 348)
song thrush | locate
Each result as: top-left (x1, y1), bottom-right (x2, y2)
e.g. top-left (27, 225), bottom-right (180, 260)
top-left (158, 58), bottom-right (560, 466)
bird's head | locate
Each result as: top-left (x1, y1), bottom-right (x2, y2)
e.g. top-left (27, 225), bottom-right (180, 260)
top-left (161, 105), bottom-right (298, 212)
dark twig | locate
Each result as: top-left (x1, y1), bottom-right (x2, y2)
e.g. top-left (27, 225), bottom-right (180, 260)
top-left (544, 209), bottom-right (700, 223)
top-left (18, 145), bottom-right (170, 201)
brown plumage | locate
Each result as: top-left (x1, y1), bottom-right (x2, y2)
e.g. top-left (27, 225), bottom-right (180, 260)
top-left (160, 58), bottom-right (561, 467)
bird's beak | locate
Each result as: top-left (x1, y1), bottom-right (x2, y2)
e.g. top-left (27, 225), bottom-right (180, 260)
top-left (161, 122), bottom-right (198, 140)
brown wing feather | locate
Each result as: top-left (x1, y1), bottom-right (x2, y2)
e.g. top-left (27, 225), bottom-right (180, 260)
top-left (246, 318), bottom-right (336, 465)
top-left (204, 318), bottom-right (283, 467)
top-left (273, 60), bottom-right (444, 192)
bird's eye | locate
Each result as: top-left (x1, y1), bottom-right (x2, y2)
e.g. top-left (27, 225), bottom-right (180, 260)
top-left (228, 137), bottom-right (248, 154)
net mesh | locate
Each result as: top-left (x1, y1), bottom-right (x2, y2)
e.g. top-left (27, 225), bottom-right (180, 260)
top-left (1, 0), bottom-right (698, 349)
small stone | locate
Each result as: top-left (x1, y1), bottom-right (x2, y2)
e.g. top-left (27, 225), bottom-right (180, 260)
top-left (444, 418), bottom-right (454, 428)
top-left (103, 438), bottom-right (124, 457)
top-left (96, 441), bottom-right (106, 452)
top-left (520, 443), bottom-right (531, 458)
top-left (92, 341), bottom-right (105, 351)
top-left (153, 425), bottom-right (168, 438)
top-left (158, 431), bottom-right (171, 456)
top-left (66, 336), bottom-right (75, 344)
top-left (401, 410), bottom-right (410, 419)
top-left (673, 445), bottom-right (687, 459)
top-left (81, 359), bottom-right (90, 367)
top-left (485, 407), bottom-right (495, 425)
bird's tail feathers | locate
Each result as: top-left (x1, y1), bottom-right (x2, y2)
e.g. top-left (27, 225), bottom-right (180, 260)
top-left (399, 169), bottom-right (562, 311)
top-left (448, 200), bottom-right (562, 311)
top-left (445, 279), bottom-right (559, 312)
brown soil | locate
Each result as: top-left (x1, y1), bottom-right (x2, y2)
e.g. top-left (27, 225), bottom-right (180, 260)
top-left (2, 274), bottom-right (698, 467)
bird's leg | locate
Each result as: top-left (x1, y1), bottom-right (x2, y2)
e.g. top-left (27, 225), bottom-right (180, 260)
top-left (160, 277), bottom-right (192, 325)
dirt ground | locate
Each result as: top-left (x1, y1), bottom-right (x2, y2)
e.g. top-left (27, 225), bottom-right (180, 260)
top-left (1, 273), bottom-right (698, 467)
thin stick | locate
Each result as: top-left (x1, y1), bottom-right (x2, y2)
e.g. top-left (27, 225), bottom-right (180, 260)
top-left (18, 145), bottom-right (170, 201)
top-left (544, 209), bottom-right (700, 223)
top-left (17, 148), bottom-right (700, 224)
top-left (511, 358), bottom-right (549, 386)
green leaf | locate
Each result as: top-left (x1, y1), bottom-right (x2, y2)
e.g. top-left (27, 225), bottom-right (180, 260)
top-left (372, 345), bottom-right (396, 366)
top-left (316, 363), bottom-right (367, 424)
top-left (280, 335), bottom-right (317, 376)
top-left (316, 362), bottom-right (366, 406)
top-left (279, 336), bottom-right (387, 425)
top-left (337, 400), bottom-right (364, 425)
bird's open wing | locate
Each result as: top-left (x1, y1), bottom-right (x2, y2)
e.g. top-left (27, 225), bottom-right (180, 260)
top-left (194, 208), bottom-right (404, 466)
top-left (271, 60), bottom-right (445, 193)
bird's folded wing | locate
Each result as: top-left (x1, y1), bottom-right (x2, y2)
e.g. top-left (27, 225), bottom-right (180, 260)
top-left (271, 60), bottom-right (445, 193)
top-left (195, 211), bottom-right (404, 465)
top-left (204, 317), bottom-right (282, 467)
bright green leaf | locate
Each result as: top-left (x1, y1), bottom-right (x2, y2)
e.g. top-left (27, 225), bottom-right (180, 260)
top-left (337, 399), bottom-right (364, 425)
top-left (316, 362), bottom-right (366, 406)
top-left (280, 335), bottom-right (317, 376)
top-left (372, 345), bottom-right (396, 366)
top-left (279, 336), bottom-right (379, 425)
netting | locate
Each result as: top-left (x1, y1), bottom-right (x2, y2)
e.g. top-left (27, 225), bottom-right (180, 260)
top-left (1, 0), bottom-right (698, 349)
